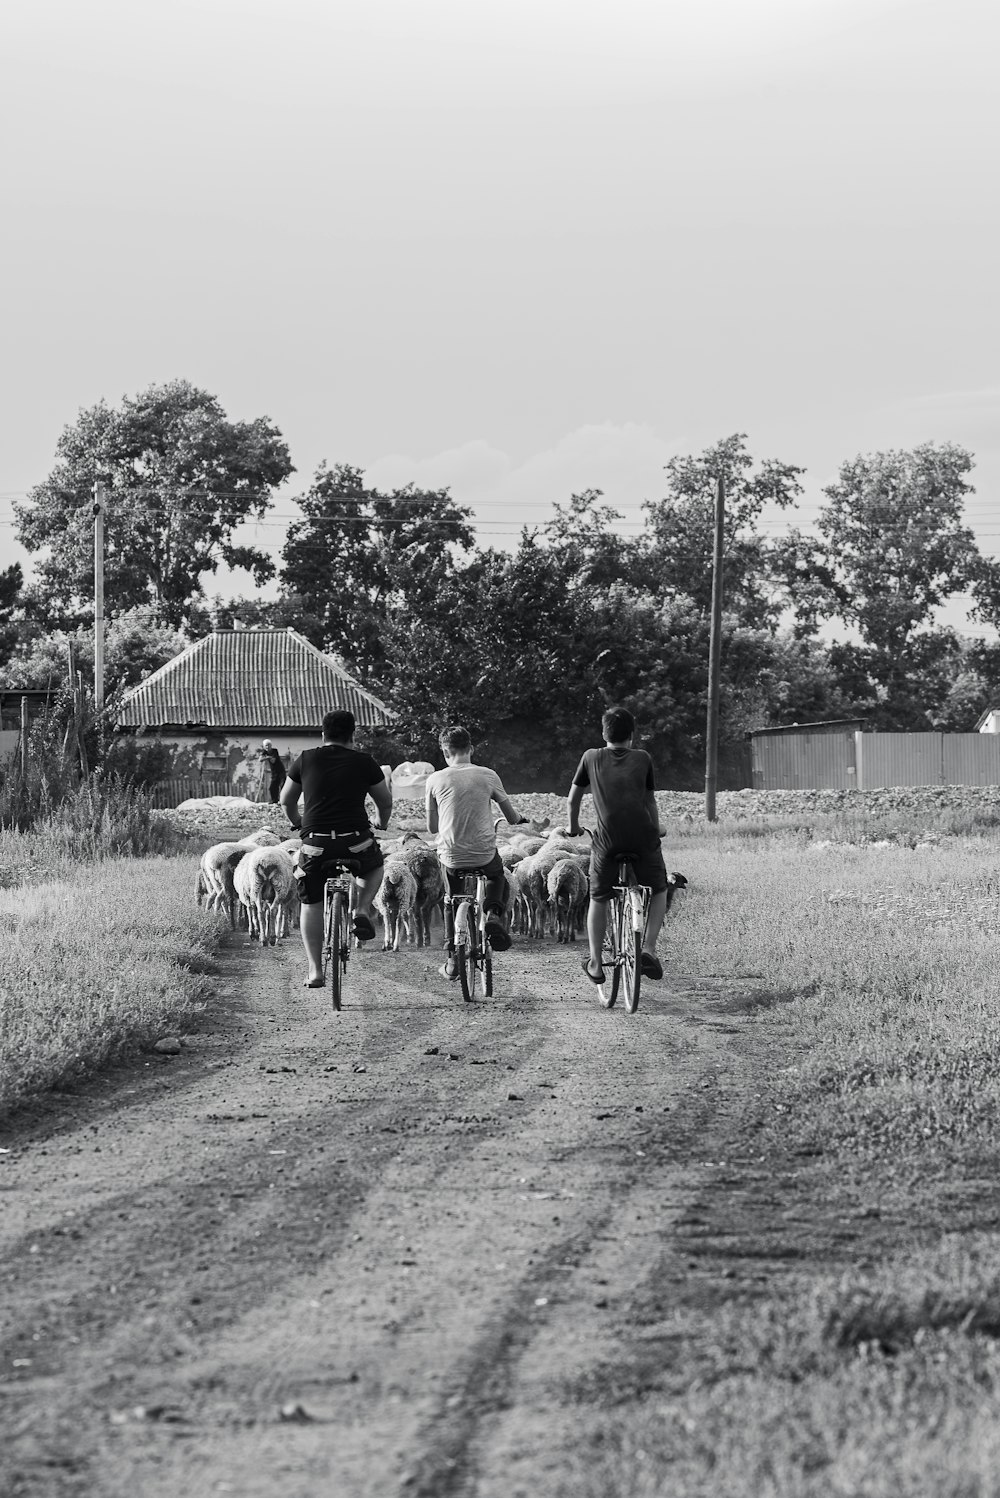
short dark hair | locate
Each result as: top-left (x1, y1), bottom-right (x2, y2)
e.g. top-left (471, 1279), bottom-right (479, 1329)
top-left (323, 709), bottom-right (356, 741)
top-left (602, 707), bottom-right (635, 743)
top-left (439, 724), bottom-right (472, 754)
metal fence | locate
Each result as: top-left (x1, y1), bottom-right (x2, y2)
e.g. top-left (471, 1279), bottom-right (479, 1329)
top-left (752, 731), bottom-right (1000, 791)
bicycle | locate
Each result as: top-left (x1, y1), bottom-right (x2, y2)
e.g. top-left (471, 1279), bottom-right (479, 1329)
top-left (443, 868), bottom-right (496, 1002)
top-left (598, 855), bottom-right (651, 1014)
top-left (322, 856), bottom-right (361, 1012)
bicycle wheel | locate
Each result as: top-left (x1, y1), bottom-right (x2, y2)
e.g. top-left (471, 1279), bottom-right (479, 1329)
top-left (328, 890), bottom-right (346, 1012)
top-left (480, 922), bottom-right (493, 999)
top-left (622, 919), bottom-right (642, 1013)
top-left (455, 901), bottom-right (475, 1002)
top-left (598, 895), bottom-right (622, 1009)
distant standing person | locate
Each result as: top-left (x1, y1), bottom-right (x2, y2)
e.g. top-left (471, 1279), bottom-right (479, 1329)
top-left (562, 706), bottom-right (669, 983)
top-left (280, 711), bottom-right (393, 988)
top-left (261, 739), bottom-right (286, 804)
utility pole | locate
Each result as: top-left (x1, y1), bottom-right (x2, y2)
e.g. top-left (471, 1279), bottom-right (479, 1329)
top-left (93, 479), bottom-right (107, 725)
top-left (705, 473), bottom-right (725, 822)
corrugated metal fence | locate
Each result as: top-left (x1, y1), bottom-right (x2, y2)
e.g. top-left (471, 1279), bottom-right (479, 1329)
top-left (752, 732), bottom-right (1000, 791)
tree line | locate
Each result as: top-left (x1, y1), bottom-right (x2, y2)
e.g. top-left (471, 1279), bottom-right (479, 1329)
top-left (3, 378), bottom-right (999, 787)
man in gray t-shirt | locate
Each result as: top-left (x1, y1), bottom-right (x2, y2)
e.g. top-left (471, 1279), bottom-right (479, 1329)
top-left (426, 724), bottom-right (528, 974)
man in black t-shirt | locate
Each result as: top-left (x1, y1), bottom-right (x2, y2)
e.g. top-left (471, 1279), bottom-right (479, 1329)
top-left (562, 706), bottom-right (669, 985)
top-left (280, 710), bottom-right (393, 988)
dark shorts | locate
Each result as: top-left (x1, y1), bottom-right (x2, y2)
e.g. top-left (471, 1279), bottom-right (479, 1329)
top-left (295, 832), bottom-right (383, 905)
top-left (589, 844), bottom-right (668, 903)
top-left (440, 850), bottom-right (508, 910)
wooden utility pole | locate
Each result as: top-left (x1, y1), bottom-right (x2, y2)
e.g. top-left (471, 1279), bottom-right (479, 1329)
top-left (705, 473), bottom-right (725, 822)
top-left (93, 479), bottom-right (107, 721)
top-left (20, 693), bottom-right (28, 778)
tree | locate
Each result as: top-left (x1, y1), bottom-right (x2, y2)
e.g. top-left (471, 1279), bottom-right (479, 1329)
top-left (0, 562), bottom-right (23, 666)
top-left (539, 490), bottom-right (641, 589)
top-left (15, 380), bottom-right (293, 628)
top-left (279, 463), bottom-right (475, 678)
top-left (813, 443), bottom-right (981, 664)
top-left (0, 606), bottom-right (186, 697)
top-left (642, 433), bottom-right (806, 628)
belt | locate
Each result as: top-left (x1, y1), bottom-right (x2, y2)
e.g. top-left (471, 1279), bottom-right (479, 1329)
top-left (303, 829), bottom-right (369, 840)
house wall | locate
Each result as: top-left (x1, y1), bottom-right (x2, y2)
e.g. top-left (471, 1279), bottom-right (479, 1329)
top-left (134, 731), bottom-right (322, 800)
top-left (978, 711), bottom-right (1000, 734)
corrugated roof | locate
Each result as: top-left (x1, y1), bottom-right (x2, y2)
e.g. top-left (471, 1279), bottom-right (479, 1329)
top-left (116, 629), bottom-right (392, 729)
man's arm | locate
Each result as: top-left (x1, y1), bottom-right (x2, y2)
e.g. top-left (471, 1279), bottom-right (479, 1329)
top-left (492, 790), bottom-right (526, 827)
top-left (564, 782), bottom-right (585, 836)
top-left (426, 785), bottom-right (439, 836)
top-left (280, 776), bottom-right (302, 828)
top-left (368, 778), bottom-right (392, 831)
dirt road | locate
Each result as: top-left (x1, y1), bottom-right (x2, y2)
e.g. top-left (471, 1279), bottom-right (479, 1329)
top-left (1, 916), bottom-right (785, 1497)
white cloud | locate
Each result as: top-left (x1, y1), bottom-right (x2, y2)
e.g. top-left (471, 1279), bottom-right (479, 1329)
top-left (366, 423), bottom-right (680, 546)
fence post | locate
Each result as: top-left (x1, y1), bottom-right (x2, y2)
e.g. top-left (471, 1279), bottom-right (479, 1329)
top-left (20, 693), bottom-right (28, 778)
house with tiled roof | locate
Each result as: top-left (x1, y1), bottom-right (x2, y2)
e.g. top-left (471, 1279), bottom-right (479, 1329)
top-left (117, 627), bottom-right (393, 800)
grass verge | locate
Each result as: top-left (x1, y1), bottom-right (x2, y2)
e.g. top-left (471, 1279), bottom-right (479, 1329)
top-left (567, 817), bottom-right (1000, 1496)
top-left (0, 856), bottom-right (225, 1120)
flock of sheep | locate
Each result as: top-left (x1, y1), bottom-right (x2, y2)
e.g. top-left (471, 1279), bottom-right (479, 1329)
top-left (194, 818), bottom-right (598, 953)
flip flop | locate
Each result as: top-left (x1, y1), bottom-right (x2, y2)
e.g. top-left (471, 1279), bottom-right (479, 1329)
top-left (580, 957), bottom-right (604, 985)
top-left (303, 978), bottom-right (324, 989)
top-left (352, 914), bottom-right (376, 942)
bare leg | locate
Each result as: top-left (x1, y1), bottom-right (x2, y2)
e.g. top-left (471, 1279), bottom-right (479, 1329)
top-left (354, 866), bottom-right (383, 922)
top-left (300, 901), bottom-right (324, 984)
top-left (643, 889), bottom-right (668, 955)
top-left (586, 898), bottom-right (609, 980)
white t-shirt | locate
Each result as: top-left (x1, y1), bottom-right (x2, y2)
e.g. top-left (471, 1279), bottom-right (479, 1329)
top-left (426, 764), bottom-right (507, 868)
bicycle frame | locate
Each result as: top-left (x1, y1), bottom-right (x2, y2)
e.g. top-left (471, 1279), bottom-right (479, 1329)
top-left (443, 871), bottom-right (493, 1001)
top-left (322, 863), bottom-right (358, 1012)
top-left (599, 859), bottom-right (651, 1014)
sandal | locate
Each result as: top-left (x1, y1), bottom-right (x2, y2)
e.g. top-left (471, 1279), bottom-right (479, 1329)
top-left (352, 913), bottom-right (376, 942)
top-left (580, 956), bottom-right (604, 985)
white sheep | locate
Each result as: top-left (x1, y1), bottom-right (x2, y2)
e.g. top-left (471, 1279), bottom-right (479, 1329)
top-left (374, 859), bottom-right (419, 951)
top-left (198, 841), bottom-right (249, 928)
top-left (233, 845), bottom-right (297, 947)
top-left (396, 843), bottom-right (445, 947)
top-left (546, 858), bottom-right (589, 943)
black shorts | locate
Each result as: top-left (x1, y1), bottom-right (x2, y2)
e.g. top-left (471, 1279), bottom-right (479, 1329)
top-left (440, 849), bottom-right (508, 909)
top-left (295, 832), bottom-right (383, 905)
top-left (588, 844), bottom-right (667, 903)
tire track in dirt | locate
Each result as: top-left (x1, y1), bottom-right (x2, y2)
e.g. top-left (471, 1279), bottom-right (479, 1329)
top-left (1, 916), bottom-right (758, 1498)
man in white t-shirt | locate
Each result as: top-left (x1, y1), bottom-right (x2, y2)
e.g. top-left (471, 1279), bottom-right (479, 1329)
top-left (426, 724), bottom-right (528, 977)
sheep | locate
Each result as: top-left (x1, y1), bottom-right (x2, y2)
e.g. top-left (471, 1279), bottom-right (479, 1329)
top-left (395, 843), bottom-right (445, 947)
top-left (241, 828), bottom-right (282, 848)
top-left (374, 859), bottom-right (419, 951)
top-left (665, 871), bottom-right (688, 912)
top-left (519, 844), bottom-right (572, 937)
top-left (233, 845), bottom-right (297, 947)
top-left (546, 858), bottom-right (589, 943)
top-left (198, 841), bottom-right (250, 928)
top-left (507, 858), bottom-right (541, 937)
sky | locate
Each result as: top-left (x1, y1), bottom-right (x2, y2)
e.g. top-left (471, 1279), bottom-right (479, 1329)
top-left (1, 0), bottom-right (998, 629)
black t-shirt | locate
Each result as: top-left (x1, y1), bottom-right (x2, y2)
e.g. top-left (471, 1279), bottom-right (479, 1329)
top-left (286, 744), bottom-right (385, 835)
top-left (572, 746), bottom-right (659, 852)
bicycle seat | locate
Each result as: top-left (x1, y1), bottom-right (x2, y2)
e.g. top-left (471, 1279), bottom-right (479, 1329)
top-left (327, 858), bottom-right (362, 875)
